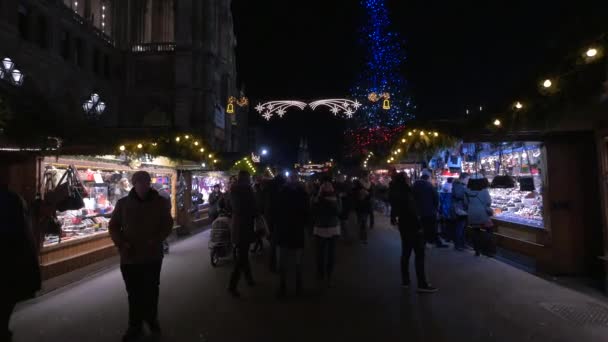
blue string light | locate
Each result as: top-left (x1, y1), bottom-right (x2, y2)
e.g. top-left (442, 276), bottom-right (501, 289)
top-left (352, 0), bottom-right (415, 129)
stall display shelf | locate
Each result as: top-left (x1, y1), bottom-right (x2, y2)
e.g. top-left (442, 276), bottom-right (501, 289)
top-left (490, 187), bottom-right (544, 229)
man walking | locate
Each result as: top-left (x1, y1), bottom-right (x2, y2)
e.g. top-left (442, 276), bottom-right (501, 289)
top-left (109, 171), bottom-right (173, 342)
top-left (389, 172), bottom-right (437, 293)
top-left (413, 173), bottom-right (447, 248)
top-left (228, 171), bottom-right (257, 297)
top-left (275, 174), bottom-right (310, 298)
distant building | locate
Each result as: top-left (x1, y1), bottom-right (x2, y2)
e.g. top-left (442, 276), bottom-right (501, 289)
top-left (297, 137), bottom-right (310, 166)
top-left (0, 0), bottom-right (246, 152)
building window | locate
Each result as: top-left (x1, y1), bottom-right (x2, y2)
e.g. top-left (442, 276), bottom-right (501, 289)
top-left (37, 15), bottom-right (48, 49)
top-left (60, 30), bottom-right (70, 60)
top-left (74, 38), bottom-right (84, 68)
top-left (103, 54), bottom-right (110, 79)
top-left (18, 4), bottom-right (30, 40)
top-left (93, 49), bottom-right (100, 74)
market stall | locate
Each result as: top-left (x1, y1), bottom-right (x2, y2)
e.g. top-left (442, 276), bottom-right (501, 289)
top-left (39, 155), bottom-right (177, 279)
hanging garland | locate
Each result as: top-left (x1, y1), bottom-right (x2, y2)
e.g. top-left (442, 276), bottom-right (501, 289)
top-left (475, 33), bottom-right (608, 132)
top-left (385, 128), bottom-right (458, 164)
top-left (231, 156), bottom-right (257, 175)
top-left (116, 133), bottom-right (218, 165)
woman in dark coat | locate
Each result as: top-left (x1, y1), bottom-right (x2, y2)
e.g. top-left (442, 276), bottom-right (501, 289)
top-left (1, 186), bottom-right (41, 341)
top-left (228, 171), bottom-right (257, 297)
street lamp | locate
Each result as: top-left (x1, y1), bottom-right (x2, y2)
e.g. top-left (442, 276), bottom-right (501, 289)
top-left (83, 93), bottom-right (106, 118)
top-left (0, 57), bottom-right (24, 86)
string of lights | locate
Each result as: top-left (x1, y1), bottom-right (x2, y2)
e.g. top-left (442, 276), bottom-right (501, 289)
top-left (487, 35), bottom-right (607, 129)
top-left (116, 134), bottom-right (217, 164)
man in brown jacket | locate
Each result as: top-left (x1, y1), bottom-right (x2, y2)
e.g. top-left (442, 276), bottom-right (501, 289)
top-left (109, 171), bottom-right (173, 342)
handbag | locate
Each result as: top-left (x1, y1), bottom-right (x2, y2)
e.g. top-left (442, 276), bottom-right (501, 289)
top-left (454, 207), bottom-right (468, 217)
top-left (47, 165), bottom-right (87, 212)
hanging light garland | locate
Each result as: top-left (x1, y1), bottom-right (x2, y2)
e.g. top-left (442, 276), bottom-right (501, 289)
top-left (116, 133), bottom-right (216, 163)
top-left (385, 128), bottom-right (457, 163)
top-left (481, 34), bottom-right (607, 128)
top-left (232, 156), bottom-right (257, 175)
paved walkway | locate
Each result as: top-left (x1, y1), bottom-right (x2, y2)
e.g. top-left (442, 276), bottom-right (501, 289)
top-left (11, 215), bottom-right (608, 342)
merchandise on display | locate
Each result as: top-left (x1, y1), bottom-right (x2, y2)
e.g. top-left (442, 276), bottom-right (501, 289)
top-left (489, 184), bottom-right (544, 228)
top-left (191, 172), bottom-right (230, 205)
top-left (43, 165), bottom-right (173, 247)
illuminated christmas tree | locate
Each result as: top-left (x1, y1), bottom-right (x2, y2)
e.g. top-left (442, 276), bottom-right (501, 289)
top-left (348, 0), bottom-right (414, 155)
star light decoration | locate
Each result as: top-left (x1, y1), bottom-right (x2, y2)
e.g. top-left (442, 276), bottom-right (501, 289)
top-left (255, 101), bottom-right (308, 121)
top-left (255, 99), bottom-right (362, 120)
top-left (309, 99), bottom-right (362, 118)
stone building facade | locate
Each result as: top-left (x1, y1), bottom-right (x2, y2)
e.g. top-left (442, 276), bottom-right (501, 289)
top-left (0, 0), bottom-right (245, 152)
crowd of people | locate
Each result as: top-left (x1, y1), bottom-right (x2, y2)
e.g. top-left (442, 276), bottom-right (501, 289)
top-left (1, 167), bottom-right (495, 342)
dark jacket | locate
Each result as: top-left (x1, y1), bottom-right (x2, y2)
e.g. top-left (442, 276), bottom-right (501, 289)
top-left (276, 182), bottom-right (310, 249)
top-left (451, 181), bottom-right (469, 219)
top-left (353, 180), bottom-right (373, 214)
top-left (1, 187), bottom-right (41, 301)
top-left (389, 177), bottom-right (421, 233)
top-left (230, 182), bottom-right (257, 245)
top-left (313, 193), bottom-right (341, 228)
top-left (109, 189), bottom-right (174, 264)
top-left (208, 190), bottom-right (222, 218)
top-left (265, 177), bottom-right (286, 234)
top-left (334, 180), bottom-right (352, 219)
top-left (467, 189), bottom-right (492, 225)
top-left (412, 179), bottom-right (439, 218)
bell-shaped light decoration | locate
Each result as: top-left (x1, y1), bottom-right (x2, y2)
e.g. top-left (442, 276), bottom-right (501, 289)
top-left (226, 103), bottom-right (235, 114)
top-left (83, 100), bottom-right (94, 112)
top-left (382, 99), bottom-right (391, 110)
top-left (11, 69), bottom-right (23, 86)
top-left (95, 101), bottom-right (106, 114)
top-left (2, 58), bottom-right (14, 73)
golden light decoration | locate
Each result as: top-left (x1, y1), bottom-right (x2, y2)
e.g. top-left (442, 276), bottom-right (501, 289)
top-left (152, 143), bottom-right (157, 147)
top-left (494, 119), bottom-right (502, 127)
top-left (397, 148), bottom-right (402, 153)
top-left (199, 148), bottom-right (205, 153)
top-left (209, 154), bottom-right (213, 159)
top-left (543, 79), bottom-right (552, 88)
top-left (387, 159), bottom-right (391, 163)
top-left (401, 138), bottom-right (406, 143)
top-left (420, 131), bottom-right (425, 136)
top-left (382, 98), bottom-right (391, 110)
top-left (514, 101), bottom-right (523, 110)
top-left (119, 145), bottom-right (126, 151)
top-left (137, 143), bottom-right (143, 149)
top-left (237, 97), bottom-right (249, 107)
top-left (368, 92), bottom-right (379, 102)
top-left (433, 132), bottom-right (439, 137)
top-left (381, 92), bottom-right (390, 99)
top-left (194, 141), bottom-right (199, 146)
top-left (175, 137), bottom-right (181, 142)
top-left (184, 135), bottom-right (190, 139)
top-left (226, 103), bottom-right (235, 114)
top-left (408, 132), bottom-right (413, 136)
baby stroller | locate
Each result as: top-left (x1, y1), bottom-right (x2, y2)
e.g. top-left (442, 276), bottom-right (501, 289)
top-left (209, 211), bottom-right (234, 267)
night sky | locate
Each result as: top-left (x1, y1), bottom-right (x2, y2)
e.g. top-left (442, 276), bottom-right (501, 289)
top-left (232, 0), bottom-right (608, 165)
